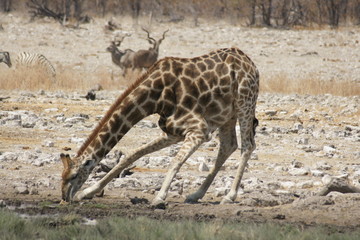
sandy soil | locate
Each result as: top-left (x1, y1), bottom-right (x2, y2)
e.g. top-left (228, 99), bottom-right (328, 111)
top-left (0, 13), bottom-right (360, 229)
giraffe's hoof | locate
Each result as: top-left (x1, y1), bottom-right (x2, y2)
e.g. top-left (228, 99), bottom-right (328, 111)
top-left (151, 198), bottom-right (167, 209)
top-left (220, 197), bottom-right (234, 205)
top-left (75, 190), bottom-right (94, 201)
top-left (95, 189), bottom-right (105, 198)
top-left (184, 197), bottom-right (199, 204)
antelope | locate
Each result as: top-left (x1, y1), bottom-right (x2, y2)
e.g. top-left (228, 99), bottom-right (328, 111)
top-left (130, 28), bottom-right (169, 70)
top-left (106, 34), bottom-right (135, 76)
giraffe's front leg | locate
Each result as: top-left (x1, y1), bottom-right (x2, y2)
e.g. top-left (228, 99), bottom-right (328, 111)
top-left (185, 118), bottom-right (238, 204)
top-left (152, 132), bottom-right (205, 206)
top-left (220, 151), bottom-right (252, 204)
top-left (78, 134), bottom-right (180, 202)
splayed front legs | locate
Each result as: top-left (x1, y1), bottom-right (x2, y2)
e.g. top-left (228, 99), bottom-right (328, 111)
top-left (75, 134), bottom-right (179, 201)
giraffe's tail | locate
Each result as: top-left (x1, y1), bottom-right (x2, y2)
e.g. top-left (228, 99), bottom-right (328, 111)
top-left (253, 117), bottom-right (259, 136)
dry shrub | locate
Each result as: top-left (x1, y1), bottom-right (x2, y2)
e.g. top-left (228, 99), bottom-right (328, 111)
top-left (261, 73), bottom-right (360, 96)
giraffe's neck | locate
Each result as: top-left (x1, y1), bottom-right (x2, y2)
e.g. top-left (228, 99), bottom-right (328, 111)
top-left (78, 80), bottom-right (161, 166)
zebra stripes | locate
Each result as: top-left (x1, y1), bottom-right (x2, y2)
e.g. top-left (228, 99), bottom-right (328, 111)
top-left (15, 52), bottom-right (56, 81)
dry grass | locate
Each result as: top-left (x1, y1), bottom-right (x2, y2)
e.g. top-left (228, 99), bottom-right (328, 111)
top-left (1, 67), bottom-right (359, 97)
top-left (260, 73), bottom-right (360, 96)
top-left (0, 66), bottom-right (134, 92)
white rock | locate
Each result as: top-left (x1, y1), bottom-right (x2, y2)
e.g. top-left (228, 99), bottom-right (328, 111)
top-left (288, 168), bottom-right (309, 176)
top-left (65, 117), bottom-right (86, 124)
top-left (0, 152), bottom-right (18, 161)
top-left (265, 110), bottom-right (277, 116)
top-left (31, 159), bottom-right (44, 167)
top-left (43, 140), bottom-right (54, 147)
top-left (353, 170), bottom-right (360, 178)
top-left (296, 181), bottom-right (314, 189)
top-left (297, 138), bottom-right (309, 145)
top-left (15, 185), bottom-right (29, 194)
top-left (44, 108), bottom-right (58, 113)
top-left (315, 161), bottom-right (332, 170)
top-left (311, 169), bottom-right (325, 177)
top-left (323, 145), bottom-right (337, 154)
top-left (69, 137), bottom-right (85, 144)
top-left (113, 177), bottom-right (141, 188)
top-left (214, 187), bottom-right (229, 197)
top-left (321, 175), bottom-right (333, 185)
top-left (274, 166), bottom-right (286, 172)
top-left (280, 181), bottom-right (296, 189)
top-left (293, 123), bottom-right (304, 131)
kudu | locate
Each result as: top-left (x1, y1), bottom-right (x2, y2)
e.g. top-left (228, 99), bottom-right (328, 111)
top-left (106, 34), bottom-right (135, 76)
top-left (131, 28), bottom-right (169, 70)
top-left (107, 29), bottom-right (168, 77)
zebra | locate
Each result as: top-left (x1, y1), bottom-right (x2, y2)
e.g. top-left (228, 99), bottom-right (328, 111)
top-left (15, 52), bottom-right (56, 82)
top-left (0, 51), bottom-right (12, 67)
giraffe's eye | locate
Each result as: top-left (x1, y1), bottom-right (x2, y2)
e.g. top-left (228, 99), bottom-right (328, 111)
top-left (83, 159), bottom-right (93, 167)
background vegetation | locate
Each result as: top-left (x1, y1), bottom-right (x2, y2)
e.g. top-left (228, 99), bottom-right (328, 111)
top-left (2, 0), bottom-right (360, 28)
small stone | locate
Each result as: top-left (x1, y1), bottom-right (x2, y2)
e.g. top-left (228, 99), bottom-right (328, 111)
top-left (65, 117), bottom-right (86, 124)
top-left (274, 166), bottom-right (286, 172)
top-left (69, 137), bottom-right (85, 144)
top-left (297, 138), bottom-right (309, 145)
top-left (296, 181), bottom-right (314, 189)
top-left (323, 145), bottom-right (337, 155)
top-left (265, 110), bottom-right (277, 116)
top-left (29, 188), bottom-right (39, 195)
top-left (311, 169), bottom-right (325, 177)
top-left (43, 140), bottom-right (55, 147)
top-left (280, 181), bottom-right (296, 189)
top-left (288, 168), bottom-right (309, 176)
top-left (293, 123), bottom-right (304, 131)
top-left (31, 159), bottom-right (44, 167)
top-left (273, 214), bottom-right (286, 220)
top-left (322, 175), bottom-right (333, 185)
top-left (198, 162), bottom-right (209, 172)
top-left (316, 161), bottom-right (332, 170)
top-left (214, 187), bottom-right (229, 197)
top-left (0, 152), bottom-right (18, 161)
top-left (44, 108), bottom-right (58, 113)
top-left (291, 160), bottom-right (304, 168)
top-left (15, 186), bottom-right (29, 195)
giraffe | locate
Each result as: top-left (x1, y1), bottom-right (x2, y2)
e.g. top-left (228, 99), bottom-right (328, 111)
top-left (60, 47), bottom-right (259, 205)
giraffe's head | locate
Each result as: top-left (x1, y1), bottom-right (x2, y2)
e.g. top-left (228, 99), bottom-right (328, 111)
top-left (60, 153), bottom-right (95, 202)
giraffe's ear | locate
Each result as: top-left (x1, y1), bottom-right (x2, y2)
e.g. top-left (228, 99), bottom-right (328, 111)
top-left (60, 153), bottom-right (72, 170)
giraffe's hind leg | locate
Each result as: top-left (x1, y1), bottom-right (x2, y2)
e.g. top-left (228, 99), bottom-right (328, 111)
top-left (75, 134), bottom-right (180, 200)
top-left (185, 116), bottom-right (238, 203)
top-left (220, 115), bottom-right (257, 204)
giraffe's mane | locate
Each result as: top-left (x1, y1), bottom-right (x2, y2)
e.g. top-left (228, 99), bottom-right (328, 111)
top-left (76, 63), bottom-right (159, 157)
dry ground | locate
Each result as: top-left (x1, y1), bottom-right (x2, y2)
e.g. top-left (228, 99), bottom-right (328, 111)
top-left (0, 12), bottom-right (359, 230)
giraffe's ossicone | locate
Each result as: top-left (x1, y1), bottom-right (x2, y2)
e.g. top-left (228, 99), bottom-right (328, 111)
top-left (61, 47), bottom-right (259, 205)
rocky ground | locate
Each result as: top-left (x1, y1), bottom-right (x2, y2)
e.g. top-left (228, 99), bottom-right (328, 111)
top-left (0, 13), bottom-right (359, 228)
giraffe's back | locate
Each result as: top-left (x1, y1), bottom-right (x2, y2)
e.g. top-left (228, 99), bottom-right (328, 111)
top-left (144, 47), bottom-right (259, 135)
